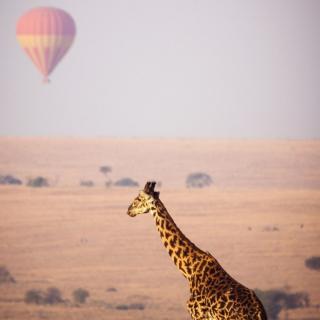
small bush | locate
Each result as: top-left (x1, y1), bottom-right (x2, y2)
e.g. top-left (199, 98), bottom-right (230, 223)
top-left (255, 289), bottom-right (309, 320)
top-left (186, 172), bottom-right (213, 188)
top-left (44, 287), bottom-right (64, 304)
top-left (114, 178), bottom-right (139, 187)
top-left (25, 289), bottom-right (45, 304)
top-left (285, 292), bottom-right (309, 309)
top-left (27, 177), bottom-right (49, 188)
top-left (106, 287), bottom-right (117, 292)
top-left (116, 303), bottom-right (145, 310)
top-left (24, 287), bottom-right (64, 305)
top-left (305, 256), bottom-right (320, 271)
top-left (105, 180), bottom-right (113, 188)
top-left (129, 303), bottom-right (145, 310)
top-left (263, 225), bottom-right (279, 232)
top-left (0, 266), bottom-right (15, 284)
top-left (73, 288), bottom-right (90, 304)
top-left (0, 175), bottom-right (22, 185)
top-left (80, 180), bottom-right (94, 187)
top-left (116, 304), bottom-right (129, 310)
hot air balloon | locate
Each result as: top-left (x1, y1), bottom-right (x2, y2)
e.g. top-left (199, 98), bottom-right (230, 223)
top-left (16, 7), bottom-right (76, 82)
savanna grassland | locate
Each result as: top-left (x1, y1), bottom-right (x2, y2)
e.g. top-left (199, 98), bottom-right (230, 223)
top-left (0, 138), bottom-right (319, 320)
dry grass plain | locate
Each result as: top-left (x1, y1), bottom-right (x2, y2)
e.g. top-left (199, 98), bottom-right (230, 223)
top-left (0, 138), bottom-right (319, 320)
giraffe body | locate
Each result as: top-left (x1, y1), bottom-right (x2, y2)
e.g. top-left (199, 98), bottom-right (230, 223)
top-left (127, 182), bottom-right (267, 320)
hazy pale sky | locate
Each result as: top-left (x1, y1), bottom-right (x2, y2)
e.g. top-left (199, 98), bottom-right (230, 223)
top-left (1, 0), bottom-right (319, 138)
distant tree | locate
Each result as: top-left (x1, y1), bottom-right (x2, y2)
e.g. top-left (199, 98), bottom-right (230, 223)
top-left (99, 166), bottom-right (113, 187)
top-left (186, 172), bottom-right (213, 188)
top-left (114, 178), bottom-right (139, 187)
top-left (0, 175), bottom-right (22, 185)
top-left (99, 166), bottom-right (112, 177)
top-left (27, 177), bottom-right (49, 188)
top-left (305, 256), bottom-right (320, 271)
top-left (0, 266), bottom-right (15, 284)
top-left (73, 288), bottom-right (90, 304)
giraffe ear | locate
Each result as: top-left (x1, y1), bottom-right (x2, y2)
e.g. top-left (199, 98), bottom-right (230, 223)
top-left (154, 191), bottom-right (160, 199)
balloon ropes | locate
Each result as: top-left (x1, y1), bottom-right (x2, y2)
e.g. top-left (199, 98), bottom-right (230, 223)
top-left (16, 7), bottom-right (76, 83)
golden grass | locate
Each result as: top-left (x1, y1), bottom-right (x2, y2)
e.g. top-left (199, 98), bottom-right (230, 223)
top-left (0, 138), bottom-right (319, 319)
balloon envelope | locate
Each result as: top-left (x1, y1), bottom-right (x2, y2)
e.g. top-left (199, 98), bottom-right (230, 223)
top-left (16, 7), bottom-right (76, 82)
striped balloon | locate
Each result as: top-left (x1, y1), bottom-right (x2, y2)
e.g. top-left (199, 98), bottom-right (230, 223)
top-left (16, 7), bottom-right (76, 82)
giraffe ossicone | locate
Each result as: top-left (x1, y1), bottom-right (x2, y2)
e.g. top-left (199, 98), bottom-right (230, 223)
top-left (127, 181), bottom-right (267, 320)
top-left (144, 181), bottom-right (156, 193)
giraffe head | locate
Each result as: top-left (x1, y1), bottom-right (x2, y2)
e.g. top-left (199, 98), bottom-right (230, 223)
top-left (127, 181), bottom-right (160, 217)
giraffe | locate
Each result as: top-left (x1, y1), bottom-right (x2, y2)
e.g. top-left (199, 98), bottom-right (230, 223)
top-left (127, 181), bottom-right (267, 320)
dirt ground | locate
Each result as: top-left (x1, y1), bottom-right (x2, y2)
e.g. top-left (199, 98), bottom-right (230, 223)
top-left (0, 138), bottom-right (319, 319)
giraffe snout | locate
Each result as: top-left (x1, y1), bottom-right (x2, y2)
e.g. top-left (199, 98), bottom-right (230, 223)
top-left (127, 204), bottom-right (136, 217)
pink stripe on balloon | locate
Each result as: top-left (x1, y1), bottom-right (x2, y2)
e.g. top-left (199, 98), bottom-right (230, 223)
top-left (48, 47), bottom-right (61, 74)
top-left (16, 7), bottom-right (76, 36)
top-left (49, 44), bottom-right (70, 73)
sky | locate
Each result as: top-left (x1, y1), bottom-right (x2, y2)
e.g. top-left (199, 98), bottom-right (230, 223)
top-left (0, 0), bottom-right (319, 138)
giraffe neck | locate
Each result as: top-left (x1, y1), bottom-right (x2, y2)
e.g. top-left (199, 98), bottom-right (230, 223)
top-left (153, 199), bottom-right (208, 280)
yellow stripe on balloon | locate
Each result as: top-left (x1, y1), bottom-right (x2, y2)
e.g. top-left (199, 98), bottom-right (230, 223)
top-left (16, 35), bottom-right (74, 48)
top-left (24, 47), bottom-right (43, 72)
